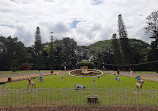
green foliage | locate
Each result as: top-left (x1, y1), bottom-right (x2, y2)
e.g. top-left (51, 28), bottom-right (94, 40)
top-left (34, 27), bottom-right (42, 54)
top-left (34, 27), bottom-right (46, 70)
top-left (0, 36), bottom-right (27, 71)
top-left (148, 49), bottom-right (158, 72)
top-left (130, 39), bottom-right (150, 61)
top-left (88, 40), bottom-right (113, 69)
top-left (145, 10), bottom-right (158, 49)
top-left (52, 40), bottom-right (64, 69)
top-left (111, 34), bottom-right (123, 65)
top-left (118, 14), bottom-right (134, 64)
top-left (88, 38), bottom-right (150, 70)
top-left (62, 37), bottom-right (77, 69)
top-left (76, 46), bottom-right (89, 62)
top-left (10, 60), bottom-right (19, 72)
top-left (129, 39), bottom-right (150, 71)
top-left (76, 62), bottom-right (95, 69)
top-left (120, 38), bottom-right (134, 64)
top-left (42, 37), bottom-right (78, 70)
top-left (145, 11), bottom-right (158, 72)
top-left (88, 40), bottom-right (112, 56)
top-left (0, 34), bottom-right (152, 71)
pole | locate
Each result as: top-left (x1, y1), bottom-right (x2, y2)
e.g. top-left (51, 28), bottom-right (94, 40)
top-left (51, 32), bottom-right (53, 53)
top-left (50, 32), bottom-right (53, 70)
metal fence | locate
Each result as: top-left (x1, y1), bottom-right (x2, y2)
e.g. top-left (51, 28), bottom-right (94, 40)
top-left (0, 88), bottom-right (158, 110)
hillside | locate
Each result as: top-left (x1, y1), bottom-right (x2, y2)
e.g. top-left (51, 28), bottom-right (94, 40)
top-left (86, 38), bottom-right (150, 54)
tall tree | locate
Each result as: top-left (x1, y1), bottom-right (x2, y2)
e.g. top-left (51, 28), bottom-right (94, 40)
top-left (62, 37), bottom-right (77, 69)
top-left (118, 14), bottom-right (134, 65)
top-left (26, 46), bottom-right (36, 67)
top-left (111, 33), bottom-right (123, 65)
top-left (76, 46), bottom-right (89, 62)
top-left (145, 11), bottom-right (158, 72)
top-left (95, 47), bottom-right (113, 70)
top-left (53, 40), bottom-right (63, 69)
top-left (35, 27), bottom-right (42, 54)
top-left (34, 27), bottom-right (44, 70)
top-left (145, 10), bottom-right (158, 49)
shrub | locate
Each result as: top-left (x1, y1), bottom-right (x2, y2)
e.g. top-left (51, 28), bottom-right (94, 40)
top-left (76, 62), bottom-right (95, 69)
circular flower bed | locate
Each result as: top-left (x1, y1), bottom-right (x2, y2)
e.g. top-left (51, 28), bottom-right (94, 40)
top-left (69, 69), bottom-right (103, 77)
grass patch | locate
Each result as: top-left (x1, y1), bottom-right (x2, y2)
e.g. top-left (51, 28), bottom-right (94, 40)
top-left (4, 73), bottom-right (158, 89)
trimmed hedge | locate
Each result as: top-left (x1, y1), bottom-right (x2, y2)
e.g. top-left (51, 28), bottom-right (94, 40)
top-left (76, 62), bottom-right (95, 69)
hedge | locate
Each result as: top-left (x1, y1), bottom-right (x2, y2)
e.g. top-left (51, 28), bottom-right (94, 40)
top-left (76, 62), bottom-right (95, 69)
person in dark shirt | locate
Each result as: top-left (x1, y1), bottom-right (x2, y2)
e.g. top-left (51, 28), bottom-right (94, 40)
top-left (117, 69), bottom-right (120, 75)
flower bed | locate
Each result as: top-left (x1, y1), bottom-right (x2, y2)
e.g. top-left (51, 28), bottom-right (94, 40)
top-left (69, 69), bottom-right (103, 77)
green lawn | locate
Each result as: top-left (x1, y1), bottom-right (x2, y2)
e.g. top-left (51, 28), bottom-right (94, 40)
top-left (5, 72), bottom-right (158, 89)
top-left (1, 72), bottom-right (158, 107)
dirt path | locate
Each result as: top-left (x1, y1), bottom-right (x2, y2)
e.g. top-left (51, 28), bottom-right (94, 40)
top-left (0, 72), bottom-right (60, 82)
top-left (104, 71), bottom-right (158, 82)
top-left (1, 70), bottom-right (157, 83)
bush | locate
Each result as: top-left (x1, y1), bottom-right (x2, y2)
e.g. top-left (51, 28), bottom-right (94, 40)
top-left (76, 62), bottom-right (95, 69)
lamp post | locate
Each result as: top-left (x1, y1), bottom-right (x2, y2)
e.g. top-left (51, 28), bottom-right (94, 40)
top-left (51, 32), bottom-right (53, 53)
top-left (50, 32), bottom-right (53, 70)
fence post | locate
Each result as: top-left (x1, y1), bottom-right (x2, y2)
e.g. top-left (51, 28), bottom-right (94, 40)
top-left (27, 89), bottom-right (28, 107)
top-left (73, 88), bottom-right (74, 106)
top-left (42, 86), bottom-right (44, 107)
top-left (109, 86), bottom-right (111, 106)
top-left (156, 89), bottom-right (158, 106)
top-left (145, 86), bottom-right (147, 106)
top-left (137, 91), bottom-right (139, 111)
top-left (15, 89), bottom-right (16, 107)
top-left (7, 88), bottom-right (8, 108)
top-left (50, 87), bottom-right (52, 110)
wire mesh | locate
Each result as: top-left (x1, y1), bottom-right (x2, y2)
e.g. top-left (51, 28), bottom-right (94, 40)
top-left (0, 88), bottom-right (158, 110)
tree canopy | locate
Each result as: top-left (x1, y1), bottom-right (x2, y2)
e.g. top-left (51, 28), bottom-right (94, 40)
top-left (0, 36), bottom-right (26, 71)
top-left (145, 10), bottom-right (158, 72)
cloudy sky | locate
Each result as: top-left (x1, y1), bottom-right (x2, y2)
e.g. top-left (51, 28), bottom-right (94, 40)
top-left (0, 0), bottom-right (158, 46)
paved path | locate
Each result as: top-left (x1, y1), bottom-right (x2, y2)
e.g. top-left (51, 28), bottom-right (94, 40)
top-left (1, 71), bottom-right (157, 82)
top-left (0, 72), bottom-right (60, 82)
top-left (104, 71), bottom-right (158, 82)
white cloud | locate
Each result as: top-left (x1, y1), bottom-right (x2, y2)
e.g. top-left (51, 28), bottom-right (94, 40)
top-left (0, 0), bottom-right (158, 46)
